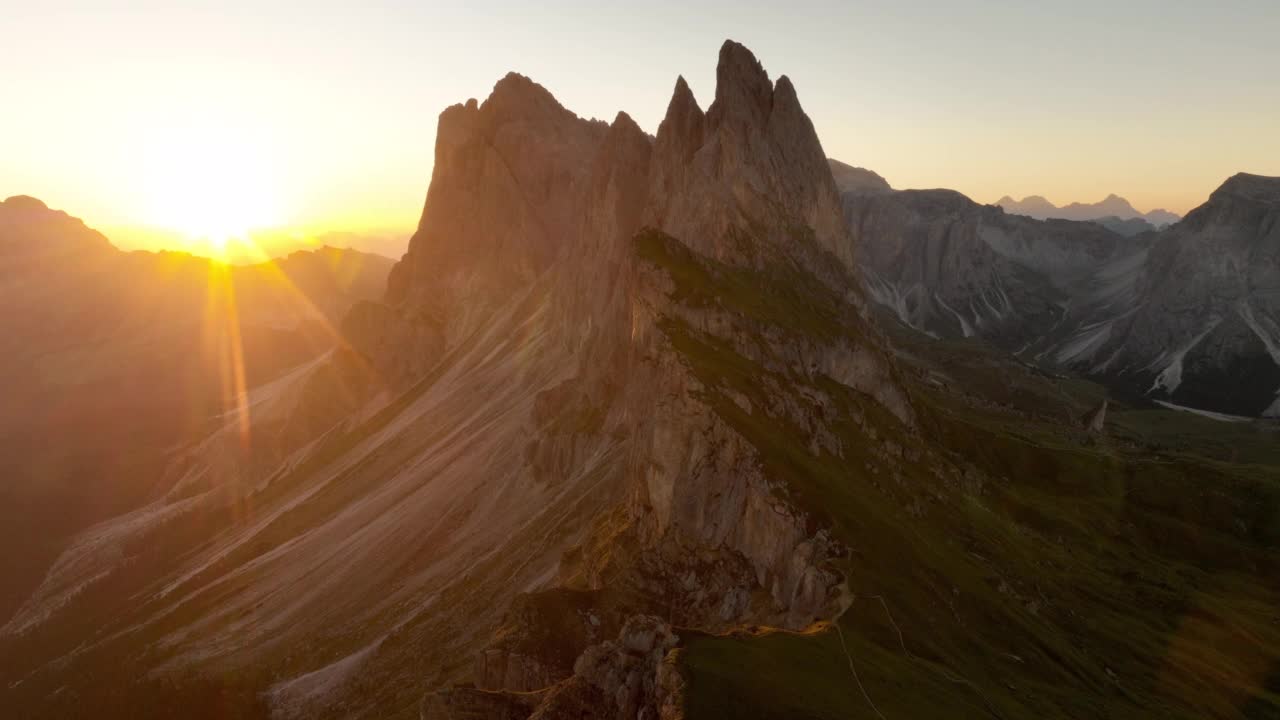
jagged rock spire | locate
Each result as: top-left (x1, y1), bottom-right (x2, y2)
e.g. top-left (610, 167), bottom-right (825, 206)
top-left (644, 39), bottom-right (849, 268)
top-left (707, 40), bottom-right (774, 131)
top-left (374, 37), bottom-right (858, 382)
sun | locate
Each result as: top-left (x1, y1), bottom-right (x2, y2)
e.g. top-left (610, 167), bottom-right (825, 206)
top-left (140, 122), bottom-right (285, 259)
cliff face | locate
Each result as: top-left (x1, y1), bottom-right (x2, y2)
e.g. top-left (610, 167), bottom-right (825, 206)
top-left (395, 40), bottom-right (916, 720)
top-left (389, 37), bottom-right (911, 691)
top-left (644, 43), bottom-right (848, 267)
top-left (2, 41), bottom-right (913, 720)
top-left (358, 41), bottom-right (857, 384)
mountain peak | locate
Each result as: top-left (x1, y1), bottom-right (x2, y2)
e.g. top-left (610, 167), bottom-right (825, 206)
top-left (661, 75), bottom-right (703, 134)
top-left (0, 195), bottom-right (113, 258)
top-left (479, 71), bottom-right (579, 132)
top-left (611, 110), bottom-right (642, 134)
top-left (673, 73), bottom-right (690, 93)
top-left (717, 39), bottom-right (769, 87)
top-left (774, 73), bottom-right (797, 99)
top-left (710, 39), bottom-right (774, 129)
top-left (3, 195), bottom-right (49, 212)
top-left (999, 192), bottom-right (1177, 224)
top-left (645, 40), bottom-right (847, 266)
top-left (827, 159), bottom-right (892, 195)
top-left (491, 71), bottom-right (542, 97)
top-left (1214, 172), bottom-right (1280, 204)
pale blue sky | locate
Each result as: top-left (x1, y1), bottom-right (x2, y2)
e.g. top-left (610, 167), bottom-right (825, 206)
top-left (3, 0), bottom-right (1278, 252)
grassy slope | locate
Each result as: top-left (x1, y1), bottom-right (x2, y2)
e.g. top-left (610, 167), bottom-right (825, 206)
top-left (637, 230), bottom-right (1280, 719)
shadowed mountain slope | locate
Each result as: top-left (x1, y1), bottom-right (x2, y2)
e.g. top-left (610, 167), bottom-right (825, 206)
top-left (0, 195), bottom-right (394, 624)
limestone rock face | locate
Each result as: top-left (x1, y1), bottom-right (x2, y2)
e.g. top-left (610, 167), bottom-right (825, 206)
top-left (644, 41), bottom-right (849, 268)
top-left (378, 74), bottom-right (612, 338)
top-left (569, 616), bottom-right (680, 720)
top-left (398, 39), bottom-right (904, 718)
top-left (358, 78), bottom-right (653, 384)
top-left (340, 299), bottom-right (444, 385)
top-left (2, 41), bottom-right (910, 720)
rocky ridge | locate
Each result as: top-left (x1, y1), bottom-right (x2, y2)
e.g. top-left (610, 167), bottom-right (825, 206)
top-left (0, 41), bottom-right (914, 720)
top-left (362, 41), bottom-right (915, 717)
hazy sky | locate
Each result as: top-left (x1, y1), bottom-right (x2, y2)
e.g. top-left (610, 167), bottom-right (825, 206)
top-left (4, 0), bottom-right (1279, 255)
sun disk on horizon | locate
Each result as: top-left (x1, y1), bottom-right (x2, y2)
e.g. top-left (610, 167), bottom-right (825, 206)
top-left (140, 123), bottom-right (286, 259)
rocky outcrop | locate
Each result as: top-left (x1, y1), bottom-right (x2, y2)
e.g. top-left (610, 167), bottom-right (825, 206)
top-left (474, 590), bottom-right (616, 694)
top-left (566, 616), bottom-right (681, 720)
top-left (430, 617), bottom-right (682, 720)
top-left (400, 40), bottom-right (905, 718)
top-left (1082, 399), bottom-right (1107, 433)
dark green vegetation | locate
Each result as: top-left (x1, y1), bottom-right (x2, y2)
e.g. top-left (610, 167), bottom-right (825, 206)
top-left (638, 229), bottom-right (1280, 719)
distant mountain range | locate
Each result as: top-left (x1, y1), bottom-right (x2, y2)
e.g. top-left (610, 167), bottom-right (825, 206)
top-left (840, 167), bottom-right (1280, 417)
top-left (0, 194), bottom-right (394, 626)
top-left (997, 192), bottom-right (1181, 227)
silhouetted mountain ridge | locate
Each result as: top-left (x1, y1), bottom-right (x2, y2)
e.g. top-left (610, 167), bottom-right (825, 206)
top-left (998, 191), bottom-right (1180, 226)
top-left (0, 196), bottom-right (395, 627)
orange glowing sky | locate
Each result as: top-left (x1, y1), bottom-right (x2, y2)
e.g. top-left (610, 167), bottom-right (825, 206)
top-left (4, 1), bottom-right (1278, 260)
